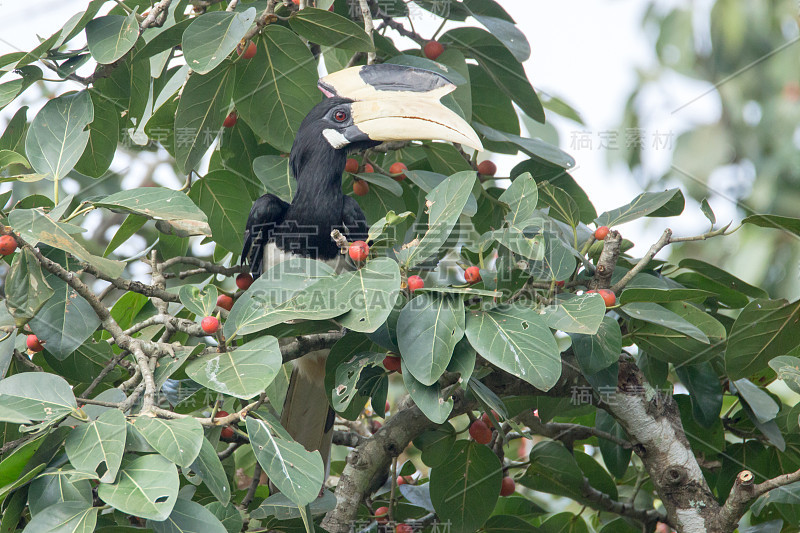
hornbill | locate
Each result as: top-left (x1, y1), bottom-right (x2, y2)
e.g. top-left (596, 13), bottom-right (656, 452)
top-left (241, 64), bottom-right (482, 476)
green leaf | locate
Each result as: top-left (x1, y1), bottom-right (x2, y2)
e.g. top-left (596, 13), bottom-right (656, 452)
top-left (0, 149), bottom-right (29, 171)
top-left (97, 454), bottom-right (179, 521)
top-left (499, 171), bottom-right (537, 228)
top-left (25, 90), bottom-right (93, 181)
top-left (189, 170), bottom-right (251, 253)
top-left (183, 9), bottom-right (256, 74)
top-left (252, 155), bottom-right (295, 203)
top-left (594, 189), bottom-right (684, 227)
top-left (0, 67), bottom-right (43, 112)
top-left (466, 304), bottom-right (561, 391)
top-left (353, 171), bottom-right (403, 197)
top-left (289, 8), bottom-right (374, 51)
top-left (628, 303), bottom-right (725, 365)
top-left (224, 258), bottom-right (340, 337)
top-left (233, 26), bottom-right (320, 152)
top-left (251, 491), bottom-right (336, 520)
top-left (440, 27), bottom-right (543, 122)
top-left (542, 293), bottom-right (606, 335)
top-left (743, 214), bottom-right (800, 237)
top-left (430, 440), bottom-right (502, 533)
top-left (10, 210), bottom-right (124, 278)
top-left (335, 258), bottom-right (401, 332)
top-left (769, 355), bottom-right (800, 395)
top-left (397, 293), bottom-right (464, 386)
top-left (85, 13), bottom-right (139, 64)
top-left (472, 14), bottom-right (530, 62)
top-left (413, 423), bottom-right (457, 469)
top-left (619, 287), bottom-right (715, 305)
top-left (65, 409), bottom-right (126, 483)
top-left (483, 515), bottom-right (539, 533)
top-left (595, 410), bottom-right (631, 479)
top-left (15, 32), bottom-right (62, 69)
top-left (538, 183), bottom-right (581, 228)
top-left (246, 415), bottom-right (324, 507)
top-left (725, 299), bottom-right (800, 380)
top-left (131, 417), bottom-right (204, 468)
top-left (435, 49), bottom-right (472, 122)
top-left (733, 378), bottom-right (779, 424)
top-left (395, 170), bottom-right (476, 269)
top-left (174, 65), bottom-right (235, 173)
top-left (74, 89), bottom-right (119, 178)
top-left (178, 284), bottom-right (218, 318)
top-left (28, 469), bottom-right (92, 515)
top-left (95, 187), bottom-right (208, 222)
top-left (4, 248), bottom-right (54, 327)
top-left (150, 498), bottom-right (227, 533)
top-left (473, 122), bottom-right (574, 169)
top-left (520, 440), bottom-right (583, 499)
top-left (571, 316), bottom-right (622, 375)
top-left (103, 214), bottom-right (147, 257)
top-left (29, 274), bottom-right (101, 361)
top-left (700, 198), bottom-right (716, 225)
top-left (675, 361), bottom-right (723, 428)
top-left (22, 502), bottom-right (98, 533)
top-left (205, 501), bottom-right (243, 533)
top-left (189, 438), bottom-right (231, 505)
top-left (680, 259), bottom-right (768, 299)
top-left (622, 302), bottom-right (709, 343)
top-left (539, 513), bottom-right (589, 533)
top-left (186, 335), bottom-right (282, 398)
top-left (0, 372), bottom-right (76, 424)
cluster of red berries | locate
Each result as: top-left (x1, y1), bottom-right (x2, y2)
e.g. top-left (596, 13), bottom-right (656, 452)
top-left (468, 411), bottom-right (516, 496)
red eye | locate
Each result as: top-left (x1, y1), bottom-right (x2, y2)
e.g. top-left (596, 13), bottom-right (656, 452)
top-left (334, 110), bottom-right (347, 122)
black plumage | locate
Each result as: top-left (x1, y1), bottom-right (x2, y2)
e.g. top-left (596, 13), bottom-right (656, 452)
top-left (241, 97), bottom-right (374, 276)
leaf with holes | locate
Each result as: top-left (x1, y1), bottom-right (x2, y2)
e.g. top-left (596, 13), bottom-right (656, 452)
top-left (179, 284), bottom-right (219, 318)
top-left (97, 454), bottom-right (178, 521)
top-left (466, 304), bottom-right (561, 391)
top-left (186, 335), bottom-right (282, 399)
top-left (397, 292), bottom-right (464, 386)
top-left (401, 358), bottom-right (454, 424)
top-left (132, 416), bottom-right (204, 468)
top-left (246, 415), bottom-right (324, 507)
top-left (542, 293), bottom-right (606, 335)
top-left (65, 409), bottom-right (126, 483)
top-left (430, 440), bottom-right (502, 532)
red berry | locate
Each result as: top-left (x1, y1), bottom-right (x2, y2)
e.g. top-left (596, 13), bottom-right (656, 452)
top-left (223, 111), bottom-right (237, 128)
top-left (500, 476), bottom-right (515, 496)
top-left (397, 475), bottom-right (413, 485)
top-left (216, 294), bottom-right (234, 311)
top-left (555, 280), bottom-right (565, 288)
top-left (407, 275), bottom-right (424, 292)
top-left (385, 401), bottom-right (391, 413)
top-left (363, 163), bottom-right (374, 173)
top-left (374, 506), bottom-right (389, 524)
top-left (469, 419), bottom-right (492, 445)
top-left (587, 289), bottom-right (616, 307)
top-left (215, 410), bottom-right (230, 419)
top-left (424, 40), bottom-right (444, 60)
top-left (26, 335), bottom-right (44, 352)
top-left (220, 426), bottom-right (235, 439)
top-left (594, 226), bottom-right (610, 240)
top-left (396, 525), bottom-right (413, 533)
top-left (201, 316), bottom-right (219, 334)
top-left (477, 160), bottom-right (497, 176)
top-left (236, 272), bottom-right (253, 290)
top-left (353, 179), bottom-right (369, 196)
top-left (292, 0), bottom-right (300, 4)
top-left (239, 40), bottom-right (257, 59)
top-left (345, 158), bottom-right (359, 173)
top-left (481, 410), bottom-right (499, 426)
top-left (349, 240), bottom-right (369, 262)
top-left (389, 161), bottom-right (407, 181)
top-left (0, 235), bottom-right (17, 255)
top-left (383, 355), bottom-right (402, 373)
top-left (464, 266), bottom-right (481, 284)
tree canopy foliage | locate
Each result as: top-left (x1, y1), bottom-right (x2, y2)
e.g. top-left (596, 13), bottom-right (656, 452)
top-left (0, 1), bottom-right (799, 533)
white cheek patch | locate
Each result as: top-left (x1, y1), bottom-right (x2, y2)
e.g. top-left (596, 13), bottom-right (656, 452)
top-left (322, 128), bottom-right (350, 149)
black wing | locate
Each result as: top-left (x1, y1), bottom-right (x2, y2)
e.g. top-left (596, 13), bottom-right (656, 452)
top-left (242, 193), bottom-right (289, 278)
top-left (341, 195), bottom-right (369, 243)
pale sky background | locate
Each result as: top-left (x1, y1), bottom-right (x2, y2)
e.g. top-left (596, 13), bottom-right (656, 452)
top-left (0, 0), bottom-right (729, 258)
